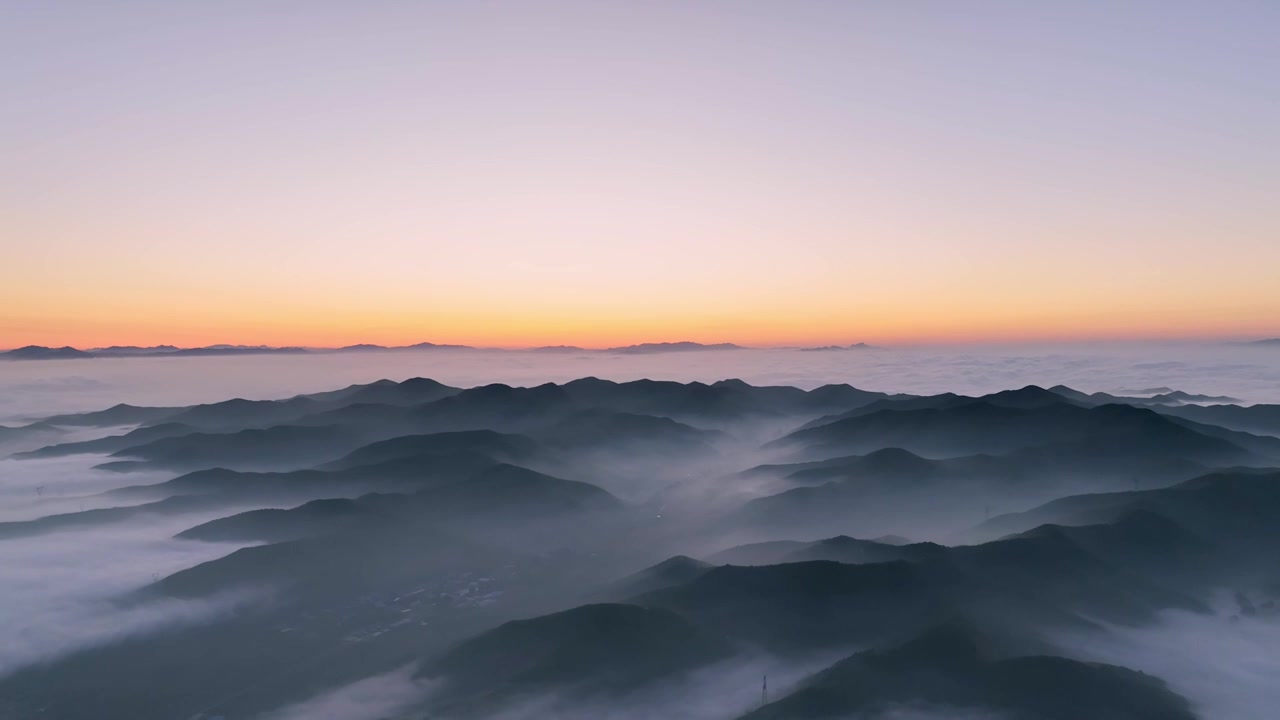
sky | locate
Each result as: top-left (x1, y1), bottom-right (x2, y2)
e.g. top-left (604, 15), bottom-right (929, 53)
top-left (2, 0), bottom-right (1278, 349)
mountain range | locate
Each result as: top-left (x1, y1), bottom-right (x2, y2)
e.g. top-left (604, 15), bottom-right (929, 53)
top-left (0, 340), bottom-right (763, 360)
top-left (4, 375), bottom-right (1279, 720)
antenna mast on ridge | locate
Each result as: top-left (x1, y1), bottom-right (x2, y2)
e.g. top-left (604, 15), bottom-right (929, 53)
top-left (762, 674), bottom-right (768, 706)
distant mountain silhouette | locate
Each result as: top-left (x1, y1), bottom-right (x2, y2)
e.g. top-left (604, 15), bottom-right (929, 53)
top-left (334, 342), bottom-right (476, 352)
top-left (1, 345), bottom-right (93, 360)
top-left (799, 342), bottom-right (878, 351)
top-left (89, 345), bottom-right (180, 356)
top-left (1, 342), bottom-right (482, 360)
top-left (334, 342), bottom-right (474, 352)
top-left (2, 339), bottom-right (819, 359)
top-left (175, 346), bottom-right (310, 357)
top-left (528, 345), bottom-right (589, 353)
top-left (401, 341), bottom-right (474, 350)
top-left (604, 341), bottom-right (745, 354)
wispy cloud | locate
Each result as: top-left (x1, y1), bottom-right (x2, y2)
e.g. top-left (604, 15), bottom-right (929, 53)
top-left (0, 511), bottom-right (259, 677)
top-left (258, 665), bottom-right (433, 720)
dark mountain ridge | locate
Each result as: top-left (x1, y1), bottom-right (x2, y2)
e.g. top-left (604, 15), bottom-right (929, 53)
top-left (10, 376), bottom-right (1280, 720)
top-left (418, 603), bottom-right (734, 716)
top-left (777, 395), bottom-right (1259, 466)
top-left (173, 462), bottom-right (623, 545)
top-left (0, 345), bottom-right (94, 360)
top-left (740, 622), bottom-right (1193, 720)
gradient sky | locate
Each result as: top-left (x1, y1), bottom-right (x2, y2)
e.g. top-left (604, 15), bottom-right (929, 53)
top-left (3, 0), bottom-right (1278, 348)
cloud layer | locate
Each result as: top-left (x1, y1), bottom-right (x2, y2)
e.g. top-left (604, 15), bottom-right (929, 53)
top-left (3, 344), bottom-right (1279, 423)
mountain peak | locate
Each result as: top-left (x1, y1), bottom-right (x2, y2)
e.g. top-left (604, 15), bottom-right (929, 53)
top-left (980, 385), bottom-right (1072, 408)
top-left (605, 341), bottom-right (745, 354)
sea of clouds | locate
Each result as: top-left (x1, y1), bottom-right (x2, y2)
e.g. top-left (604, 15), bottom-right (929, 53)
top-left (2, 343), bottom-right (1279, 423)
top-left (1, 344), bottom-right (1278, 717)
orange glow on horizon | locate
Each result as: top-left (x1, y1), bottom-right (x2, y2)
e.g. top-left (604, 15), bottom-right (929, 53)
top-left (4, 300), bottom-right (1277, 351)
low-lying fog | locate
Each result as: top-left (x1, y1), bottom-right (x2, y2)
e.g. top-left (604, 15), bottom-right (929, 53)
top-left (1055, 600), bottom-right (1280, 720)
top-left (1, 343), bottom-right (1278, 719)
top-left (0, 509), bottom-right (260, 675)
top-left (265, 652), bottom-right (845, 720)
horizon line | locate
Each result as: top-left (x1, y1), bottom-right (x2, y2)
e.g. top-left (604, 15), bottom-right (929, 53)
top-left (4, 335), bottom-right (1279, 356)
